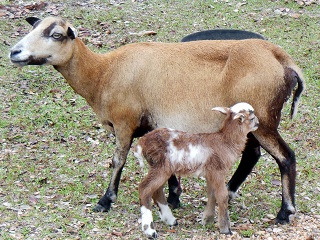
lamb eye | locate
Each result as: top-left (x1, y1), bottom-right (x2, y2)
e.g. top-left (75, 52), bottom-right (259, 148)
top-left (52, 33), bottom-right (63, 39)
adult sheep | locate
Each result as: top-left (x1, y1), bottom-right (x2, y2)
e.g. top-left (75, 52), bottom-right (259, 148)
top-left (9, 17), bottom-right (304, 224)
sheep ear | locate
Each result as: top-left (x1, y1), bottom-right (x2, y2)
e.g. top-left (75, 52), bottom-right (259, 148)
top-left (26, 17), bottom-right (41, 26)
top-left (67, 27), bottom-right (78, 40)
top-left (233, 113), bottom-right (245, 122)
top-left (212, 107), bottom-right (229, 115)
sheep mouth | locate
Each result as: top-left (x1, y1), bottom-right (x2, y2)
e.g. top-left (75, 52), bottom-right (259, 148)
top-left (11, 56), bottom-right (50, 66)
top-left (252, 123), bottom-right (259, 131)
top-left (11, 59), bottom-right (30, 67)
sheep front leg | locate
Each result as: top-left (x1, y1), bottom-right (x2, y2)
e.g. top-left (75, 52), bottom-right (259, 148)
top-left (215, 181), bottom-right (231, 234)
top-left (139, 170), bottom-right (175, 238)
top-left (202, 178), bottom-right (216, 225)
top-left (93, 127), bottom-right (133, 212)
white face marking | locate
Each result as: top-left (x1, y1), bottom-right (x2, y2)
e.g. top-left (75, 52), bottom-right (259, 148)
top-left (140, 206), bottom-right (157, 237)
top-left (230, 102), bottom-right (254, 113)
top-left (10, 17), bottom-right (75, 67)
top-left (157, 202), bottom-right (177, 226)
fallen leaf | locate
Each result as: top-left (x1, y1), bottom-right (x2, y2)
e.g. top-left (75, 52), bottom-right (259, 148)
top-left (291, 13), bottom-right (300, 19)
top-left (24, 1), bottom-right (47, 11)
top-left (112, 230), bottom-right (123, 237)
top-left (266, 214), bottom-right (276, 220)
top-left (271, 179), bottom-right (281, 186)
top-left (129, 30), bottom-right (157, 37)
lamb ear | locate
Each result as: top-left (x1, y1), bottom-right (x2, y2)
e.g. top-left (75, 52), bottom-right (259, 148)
top-left (211, 107), bottom-right (229, 115)
top-left (26, 17), bottom-right (41, 26)
top-left (233, 113), bottom-right (245, 122)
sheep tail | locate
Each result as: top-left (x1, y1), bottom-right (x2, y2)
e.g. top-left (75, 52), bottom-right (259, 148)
top-left (289, 67), bottom-right (305, 119)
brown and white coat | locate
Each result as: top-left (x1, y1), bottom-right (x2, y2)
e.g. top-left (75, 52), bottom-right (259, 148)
top-left (134, 102), bottom-right (259, 238)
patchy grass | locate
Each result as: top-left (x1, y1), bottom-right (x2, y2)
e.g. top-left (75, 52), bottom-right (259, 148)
top-left (1, 0), bottom-right (319, 239)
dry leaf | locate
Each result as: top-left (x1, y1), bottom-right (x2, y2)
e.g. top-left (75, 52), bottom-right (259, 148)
top-left (129, 30), bottom-right (157, 37)
top-left (112, 230), bottom-right (123, 237)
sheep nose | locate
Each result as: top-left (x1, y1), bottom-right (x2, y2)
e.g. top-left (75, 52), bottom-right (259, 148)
top-left (10, 49), bottom-right (22, 58)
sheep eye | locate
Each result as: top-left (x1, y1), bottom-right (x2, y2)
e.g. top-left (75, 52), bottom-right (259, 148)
top-left (52, 33), bottom-right (63, 40)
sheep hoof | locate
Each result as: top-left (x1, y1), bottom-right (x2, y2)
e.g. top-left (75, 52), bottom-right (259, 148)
top-left (92, 203), bottom-right (110, 213)
top-left (275, 216), bottom-right (290, 224)
top-left (275, 209), bottom-right (293, 224)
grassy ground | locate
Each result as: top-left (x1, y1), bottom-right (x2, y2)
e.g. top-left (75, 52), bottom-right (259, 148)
top-left (0, 0), bottom-right (319, 239)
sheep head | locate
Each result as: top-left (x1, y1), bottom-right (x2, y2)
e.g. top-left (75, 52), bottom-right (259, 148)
top-left (212, 102), bottom-right (259, 133)
top-left (10, 17), bottom-right (77, 67)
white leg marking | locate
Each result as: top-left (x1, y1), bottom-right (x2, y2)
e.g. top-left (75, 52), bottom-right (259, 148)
top-left (157, 202), bottom-right (177, 226)
top-left (287, 202), bottom-right (296, 213)
top-left (141, 206), bottom-right (157, 238)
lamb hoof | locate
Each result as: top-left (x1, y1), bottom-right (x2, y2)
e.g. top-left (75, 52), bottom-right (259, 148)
top-left (151, 231), bottom-right (158, 239)
top-left (220, 229), bottom-right (232, 235)
top-left (172, 219), bottom-right (178, 226)
top-left (145, 230), bottom-right (158, 239)
top-left (92, 203), bottom-right (110, 212)
top-left (228, 191), bottom-right (239, 201)
top-left (202, 215), bottom-right (215, 225)
top-left (161, 216), bottom-right (178, 226)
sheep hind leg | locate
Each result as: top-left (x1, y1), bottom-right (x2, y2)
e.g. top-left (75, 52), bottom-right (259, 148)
top-left (139, 178), bottom-right (158, 238)
top-left (227, 134), bottom-right (261, 200)
top-left (254, 129), bottom-right (296, 224)
top-left (167, 175), bottom-right (182, 209)
top-left (139, 171), bottom-right (171, 238)
top-left (153, 186), bottom-right (178, 226)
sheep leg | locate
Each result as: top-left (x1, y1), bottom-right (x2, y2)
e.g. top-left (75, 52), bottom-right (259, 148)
top-left (167, 175), bottom-right (182, 209)
top-left (227, 134), bottom-right (261, 199)
top-left (202, 178), bottom-right (216, 225)
top-left (215, 180), bottom-right (231, 235)
top-left (139, 171), bottom-right (170, 238)
top-left (93, 128), bottom-right (133, 213)
top-left (153, 187), bottom-right (178, 226)
top-left (254, 129), bottom-right (296, 224)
